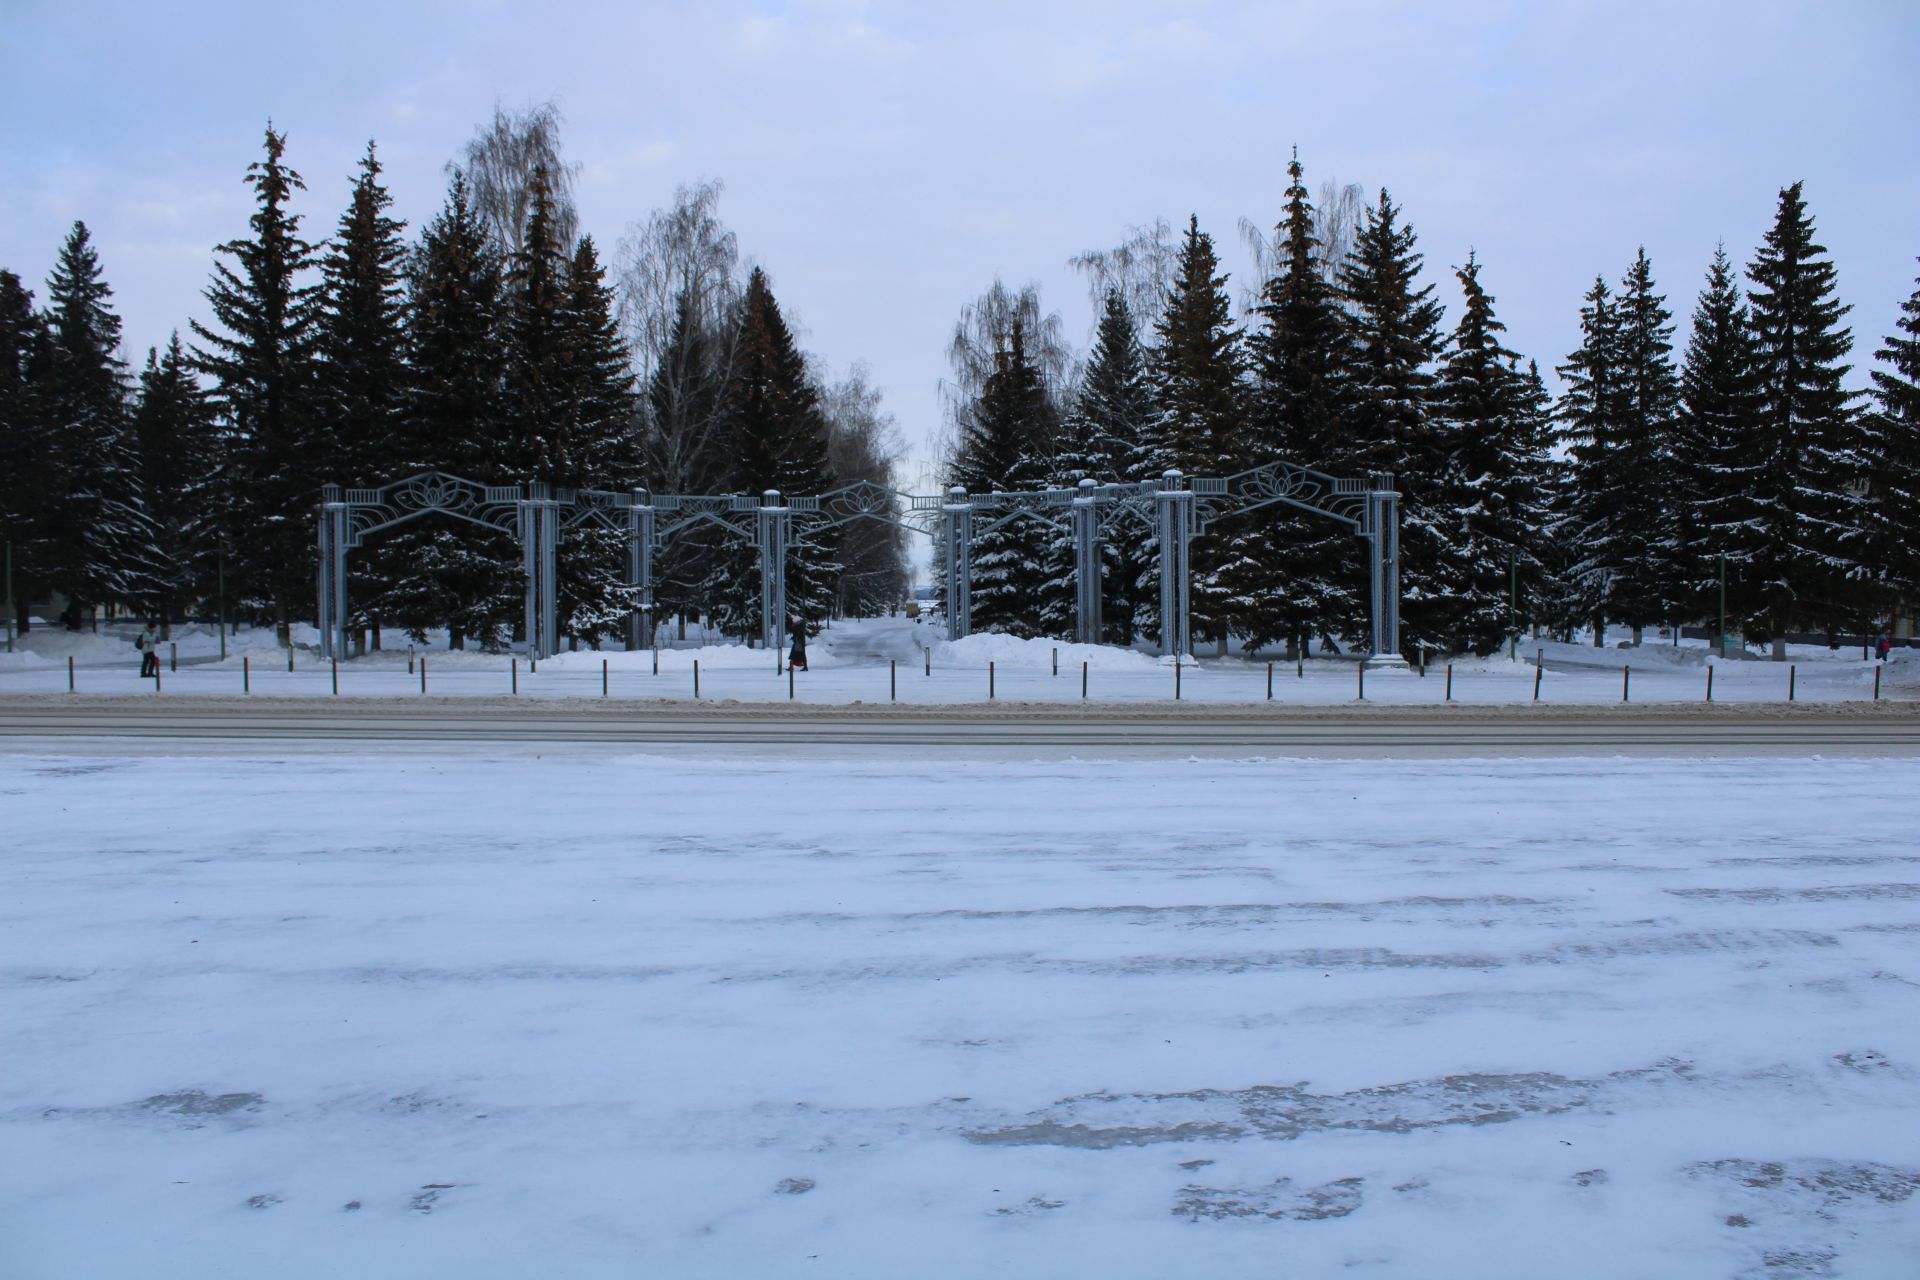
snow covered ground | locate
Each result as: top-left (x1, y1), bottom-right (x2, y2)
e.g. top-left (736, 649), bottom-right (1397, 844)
top-left (4, 748), bottom-right (1917, 1277)
top-left (2, 616), bottom-right (1911, 706)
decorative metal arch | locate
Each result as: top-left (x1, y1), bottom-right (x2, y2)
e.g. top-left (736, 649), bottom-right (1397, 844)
top-left (315, 458), bottom-right (1403, 667)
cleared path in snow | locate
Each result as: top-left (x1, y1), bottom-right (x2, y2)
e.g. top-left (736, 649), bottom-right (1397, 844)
top-left (1, 697), bottom-right (1916, 755)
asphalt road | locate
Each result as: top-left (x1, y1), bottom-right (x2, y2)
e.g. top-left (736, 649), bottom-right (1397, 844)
top-left (1, 697), bottom-right (1915, 756)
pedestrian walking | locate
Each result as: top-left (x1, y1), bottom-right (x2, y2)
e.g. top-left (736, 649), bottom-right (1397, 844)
top-left (1876, 632), bottom-right (1892, 662)
top-left (787, 613), bottom-right (808, 673)
top-left (137, 619), bottom-right (160, 678)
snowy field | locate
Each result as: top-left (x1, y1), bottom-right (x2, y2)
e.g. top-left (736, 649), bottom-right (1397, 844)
top-left (4, 747), bottom-right (1918, 1277)
top-left (2, 616), bottom-right (1910, 707)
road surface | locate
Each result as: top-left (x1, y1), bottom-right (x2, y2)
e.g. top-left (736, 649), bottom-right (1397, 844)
top-left (1, 696), bottom-right (1915, 755)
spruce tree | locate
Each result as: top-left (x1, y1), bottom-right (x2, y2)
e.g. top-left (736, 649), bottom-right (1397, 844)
top-left (1867, 259), bottom-right (1920, 631)
top-left (313, 142), bottom-right (411, 649)
top-left (955, 318), bottom-right (1055, 636)
top-left (552, 234), bottom-right (642, 644)
top-left (499, 164), bottom-right (569, 487)
top-left (644, 288), bottom-right (730, 636)
top-left (1676, 246), bottom-right (1765, 647)
top-left (1339, 190), bottom-right (1447, 656)
top-left (1610, 248), bottom-right (1684, 640)
top-left (399, 171), bottom-right (510, 648)
top-left (1146, 215), bottom-right (1243, 650)
top-left (1556, 275), bottom-right (1624, 643)
top-left (1743, 181), bottom-right (1867, 649)
top-left (132, 335), bottom-right (218, 627)
top-left (1040, 289), bottom-right (1152, 642)
top-left (1434, 253), bottom-right (1553, 653)
top-left (708, 268), bottom-right (839, 640)
top-left (191, 125), bottom-right (323, 641)
top-left (42, 221), bottom-right (152, 624)
top-left (0, 269), bottom-right (52, 635)
top-left (1246, 152), bottom-right (1351, 654)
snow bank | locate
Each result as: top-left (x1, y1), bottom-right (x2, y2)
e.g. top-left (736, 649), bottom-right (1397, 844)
top-left (935, 631), bottom-right (1162, 671)
top-left (0, 629), bottom-right (133, 670)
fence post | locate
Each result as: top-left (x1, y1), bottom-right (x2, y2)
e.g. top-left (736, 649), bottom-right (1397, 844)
top-left (68, 655), bottom-right (74, 692)
top-left (1446, 663), bottom-right (1453, 702)
top-left (1297, 654), bottom-right (1304, 679)
top-left (512, 658), bottom-right (517, 696)
top-left (603, 658), bottom-right (608, 697)
top-left (1175, 659), bottom-right (1182, 701)
top-left (420, 656), bottom-right (426, 695)
top-left (1622, 664), bottom-right (1630, 703)
top-left (789, 662), bottom-right (795, 701)
top-left (1358, 664), bottom-right (1365, 701)
top-left (332, 658), bottom-right (339, 697)
top-left (652, 646), bottom-right (659, 676)
top-left (1874, 665), bottom-right (1881, 702)
top-left (243, 655), bottom-right (250, 694)
top-left (694, 659), bottom-right (700, 699)
top-left (408, 645), bottom-right (415, 675)
top-left (1534, 654), bottom-right (1543, 702)
top-left (891, 659), bottom-right (897, 703)
top-left (1267, 661), bottom-right (1273, 701)
top-left (288, 647), bottom-right (294, 673)
top-left (989, 661), bottom-right (995, 701)
top-left (154, 665), bottom-right (160, 693)
top-left (925, 647), bottom-right (931, 677)
top-left (1053, 647), bottom-right (1058, 677)
top-left (1706, 665), bottom-right (1713, 703)
top-left (1082, 660), bottom-right (1088, 701)
top-left (170, 642), bottom-right (177, 673)
top-left (1789, 664), bottom-right (1796, 702)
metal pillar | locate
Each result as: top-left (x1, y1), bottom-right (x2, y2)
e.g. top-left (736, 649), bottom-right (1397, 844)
top-left (518, 485), bottom-right (559, 660)
top-left (942, 486), bottom-right (973, 640)
top-left (317, 487), bottom-right (349, 662)
top-left (1071, 478), bottom-right (1102, 645)
top-left (628, 489), bottom-right (655, 651)
top-left (757, 490), bottom-right (790, 650)
top-left (1362, 477), bottom-right (1408, 669)
top-left (1155, 471), bottom-right (1192, 658)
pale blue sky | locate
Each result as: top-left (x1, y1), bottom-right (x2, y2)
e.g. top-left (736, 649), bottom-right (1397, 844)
top-left (4, 0), bottom-right (1916, 486)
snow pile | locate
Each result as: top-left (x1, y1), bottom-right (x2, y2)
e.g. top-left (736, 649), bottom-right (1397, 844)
top-left (935, 631), bottom-right (1161, 671)
top-left (0, 628), bottom-right (135, 670)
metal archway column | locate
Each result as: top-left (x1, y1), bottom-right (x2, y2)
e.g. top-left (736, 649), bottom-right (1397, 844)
top-left (757, 491), bottom-right (791, 650)
top-left (942, 486), bottom-right (973, 639)
top-left (627, 489), bottom-right (655, 651)
top-left (316, 491), bottom-right (349, 662)
top-left (519, 485), bottom-right (560, 660)
top-left (1155, 471), bottom-right (1193, 658)
top-left (1362, 477), bottom-right (1408, 669)
top-left (1071, 479), bottom-right (1103, 645)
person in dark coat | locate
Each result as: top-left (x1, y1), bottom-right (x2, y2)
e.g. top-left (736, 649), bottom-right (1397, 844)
top-left (137, 620), bottom-right (160, 678)
top-left (787, 613), bottom-right (808, 672)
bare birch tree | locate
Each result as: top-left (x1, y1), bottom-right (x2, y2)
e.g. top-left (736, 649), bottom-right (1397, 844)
top-left (456, 100), bottom-right (580, 259)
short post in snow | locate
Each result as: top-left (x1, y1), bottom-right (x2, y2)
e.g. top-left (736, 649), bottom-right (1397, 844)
top-left (989, 661), bottom-right (995, 701)
top-left (154, 664), bottom-right (160, 693)
top-left (1052, 647), bottom-right (1058, 677)
top-left (890, 659), bottom-right (896, 703)
top-left (925, 647), bottom-right (931, 677)
top-left (68, 655), bottom-right (74, 692)
top-left (170, 642), bottom-right (177, 673)
top-left (1533, 653), bottom-right (1543, 702)
top-left (1788, 664), bottom-right (1796, 702)
top-left (1445, 663), bottom-right (1453, 702)
top-left (1706, 666), bottom-right (1713, 703)
top-left (512, 658), bottom-right (518, 696)
top-left (1175, 659), bottom-right (1182, 701)
top-left (1082, 660), bottom-right (1088, 701)
top-left (1358, 664), bottom-right (1365, 701)
top-left (693, 659), bottom-right (700, 699)
top-left (408, 644), bottom-right (415, 675)
top-left (1622, 665), bottom-right (1630, 703)
top-left (288, 647), bottom-right (294, 673)
top-left (1267, 661), bottom-right (1273, 701)
top-left (243, 655), bottom-right (250, 694)
top-left (788, 662), bottom-right (795, 701)
top-left (420, 657), bottom-right (426, 695)
top-left (1297, 654), bottom-right (1304, 680)
top-left (1874, 665), bottom-right (1881, 701)
top-left (652, 647), bottom-right (659, 676)
top-left (603, 658), bottom-right (609, 697)
top-left (331, 658), bottom-right (339, 696)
